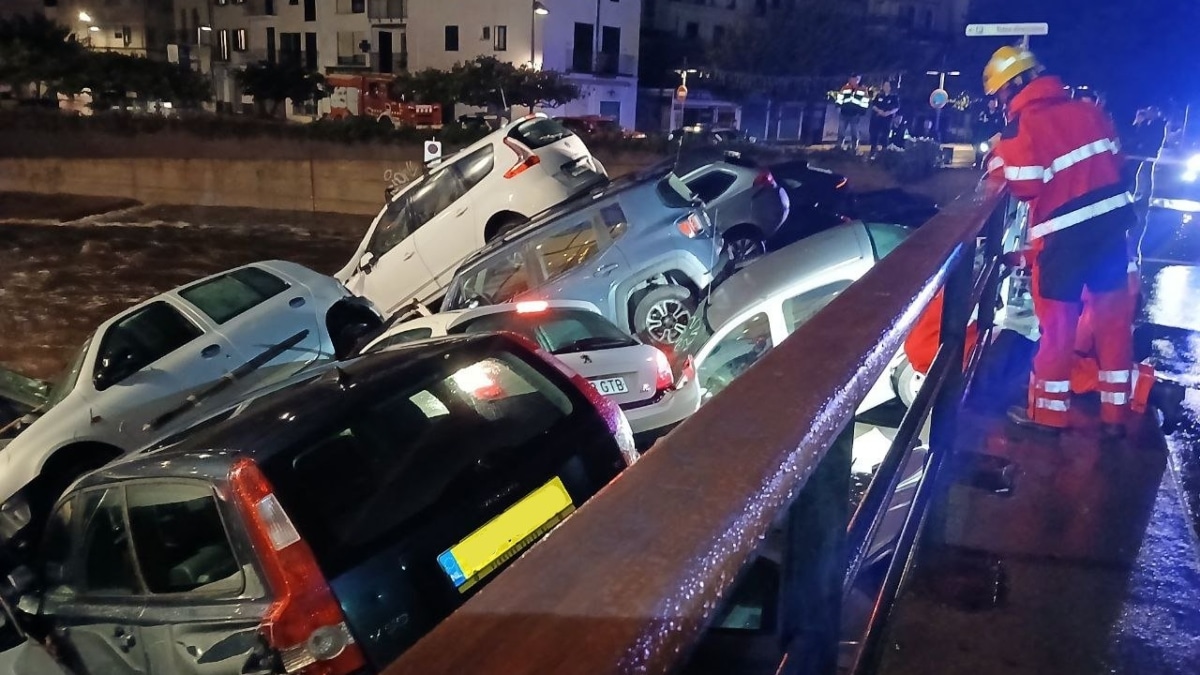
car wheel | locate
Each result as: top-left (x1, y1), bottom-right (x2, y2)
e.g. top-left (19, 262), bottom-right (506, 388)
top-left (487, 213), bottom-right (529, 241)
top-left (724, 228), bottom-right (767, 266)
top-left (892, 360), bottom-right (924, 409)
top-left (634, 286), bottom-right (696, 347)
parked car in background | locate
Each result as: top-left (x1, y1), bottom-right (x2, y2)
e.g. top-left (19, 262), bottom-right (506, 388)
top-left (0, 261), bottom-right (383, 546)
top-left (9, 333), bottom-right (635, 675)
top-left (442, 167), bottom-right (728, 347)
top-left (336, 114), bottom-right (609, 316)
top-left (668, 125), bottom-right (754, 148)
top-left (677, 154), bottom-right (790, 264)
top-left (362, 299), bottom-right (700, 446)
top-left (846, 189), bottom-right (940, 229)
top-left (555, 115), bottom-right (646, 140)
top-left (768, 159), bottom-right (850, 216)
top-left (674, 222), bottom-right (914, 411)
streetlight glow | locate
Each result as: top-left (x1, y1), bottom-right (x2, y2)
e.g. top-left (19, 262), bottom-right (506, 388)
top-left (78, 11), bottom-right (92, 22)
top-left (533, 1), bottom-right (549, 15)
top-left (199, 25), bottom-right (213, 32)
top-left (88, 25), bottom-right (100, 32)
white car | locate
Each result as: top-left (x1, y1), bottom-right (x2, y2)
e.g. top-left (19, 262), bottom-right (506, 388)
top-left (337, 114), bottom-right (608, 316)
top-left (0, 261), bottom-right (383, 542)
top-left (675, 222), bottom-right (914, 412)
top-left (361, 300), bottom-right (701, 445)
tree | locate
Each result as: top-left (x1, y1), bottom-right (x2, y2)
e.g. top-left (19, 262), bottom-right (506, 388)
top-left (388, 56), bottom-right (579, 116)
top-left (234, 61), bottom-right (326, 118)
top-left (0, 15), bottom-right (85, 98)
top-left (68, 52), bottom-right (211, 110)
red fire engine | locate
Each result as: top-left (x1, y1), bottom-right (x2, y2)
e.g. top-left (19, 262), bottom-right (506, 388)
top-left (325, 74), bottom-right (442, 128)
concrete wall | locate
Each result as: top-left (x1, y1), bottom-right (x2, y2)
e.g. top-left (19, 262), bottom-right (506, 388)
top-left (0, 152), bottom-right (656, 216)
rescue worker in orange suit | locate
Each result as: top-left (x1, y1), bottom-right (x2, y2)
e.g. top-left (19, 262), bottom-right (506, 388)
top-left (983, 47), bottom-right (1136, 436)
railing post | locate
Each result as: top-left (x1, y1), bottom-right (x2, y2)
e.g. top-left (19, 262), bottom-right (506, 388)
top-left (930, 239), bottom-right (976, 451)
top-left (779, 422), bottom-right (852, 675)
top-left (976, 203), bottom-right (1007, 332)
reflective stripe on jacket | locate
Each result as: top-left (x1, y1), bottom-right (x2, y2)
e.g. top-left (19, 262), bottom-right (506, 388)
top-left (986, 75), bottom-right (1132, 241)
top-left (836, 85), bottom-right (871, 113)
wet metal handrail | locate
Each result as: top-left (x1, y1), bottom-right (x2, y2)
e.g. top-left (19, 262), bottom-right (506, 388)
top-left (383, 181), bottom-right (1010, 675)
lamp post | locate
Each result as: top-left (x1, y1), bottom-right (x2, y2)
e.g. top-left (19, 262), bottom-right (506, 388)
top-left (531, 1), bottom-right (549, 68)
top-left (926, 69), bottom-right (960, 142)
top-left (670, 68), bottom-right (696, 132)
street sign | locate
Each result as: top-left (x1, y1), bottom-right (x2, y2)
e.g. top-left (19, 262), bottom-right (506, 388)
top-left (965, 23), bottom-right (1049, 37)
top-left (424, 140), bottom-right (442, 163)
top-left (675, 85), bottom-right (688, 102)
top-left (929, 89), bottom-right (950, 110)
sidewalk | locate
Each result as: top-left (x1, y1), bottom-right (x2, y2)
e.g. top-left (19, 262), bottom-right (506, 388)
top-left (801, 142), bottom-right (978, 169)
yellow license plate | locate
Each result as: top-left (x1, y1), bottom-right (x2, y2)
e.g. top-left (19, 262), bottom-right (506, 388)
top-left (437, 477), bottom-right (575, 593)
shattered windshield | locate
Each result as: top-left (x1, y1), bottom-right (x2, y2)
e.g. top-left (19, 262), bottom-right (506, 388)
top-left (44, 338), bottom-right (91, 410)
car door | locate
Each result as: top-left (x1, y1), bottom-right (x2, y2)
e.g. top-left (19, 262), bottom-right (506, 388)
top-left (176, 266), bottom-right (324, 394)
top-left (527, 207), bottom-right (628, 317)
top-left (122, 481), bottom-right (271, 675)
top-left (695, 311), bottom-right (775, 402)
top-left (353, 186), bottom-right (436, 316)
top-left (37, 488), bottom-right (152, 675)
top-left (88, 299), bottom-right (237, 448)
top-left (410, 158), bottom-right (477, 297)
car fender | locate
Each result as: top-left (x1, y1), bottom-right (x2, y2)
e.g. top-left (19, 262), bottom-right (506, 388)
top-left (607, 251), bottom-right (714, 332)
top-left (0, 407), bottom-right (116, 506)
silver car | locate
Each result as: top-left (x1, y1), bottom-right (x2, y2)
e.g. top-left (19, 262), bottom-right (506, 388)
top-left (361, 299), bottom-right (701, 445)
top-left (442, 168), bottom-right (730, 347)
top-left (678, 156), bottom-right (790, 264)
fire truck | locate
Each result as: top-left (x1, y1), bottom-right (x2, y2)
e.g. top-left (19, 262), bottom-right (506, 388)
top-left (324, 74), bottom-right (442, 128)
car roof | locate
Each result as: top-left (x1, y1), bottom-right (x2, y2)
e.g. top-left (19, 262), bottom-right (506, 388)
top-left (366, 300), bottom-right (605, 351)
top-left (79, 334), bottom-right (532, 486)
top-left (703, 222), bottom-right (874, 329)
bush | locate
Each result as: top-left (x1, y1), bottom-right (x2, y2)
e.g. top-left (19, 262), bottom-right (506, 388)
top-left (877, 139), bottom-right (942, 183)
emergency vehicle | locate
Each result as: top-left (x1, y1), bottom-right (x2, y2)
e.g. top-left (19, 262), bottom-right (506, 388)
top-left (324, 73), bottom-right (442, 128)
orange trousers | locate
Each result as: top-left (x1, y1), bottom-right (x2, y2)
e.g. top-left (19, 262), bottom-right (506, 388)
top-left (1029, 265), bottom-right (1134, 427)
top-left (1071, 270), bottom-right (1153, 413)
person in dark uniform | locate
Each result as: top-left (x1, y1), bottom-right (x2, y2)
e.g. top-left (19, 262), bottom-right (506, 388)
top-left (868, 80), bottom-right (900, 159)
top-left (974, 98), bottom-right (1005, 168)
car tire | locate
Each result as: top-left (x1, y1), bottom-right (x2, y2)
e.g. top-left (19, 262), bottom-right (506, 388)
top-left (633, 285), bottom-right (696, 347)
top-left (724, 227), bottom-right (767, 266)
top-left (892, 360), bottom-right (924, 409)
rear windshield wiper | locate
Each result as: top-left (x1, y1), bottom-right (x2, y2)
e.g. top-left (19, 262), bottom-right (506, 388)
top-left (553, 337), bottom-right (637, 354)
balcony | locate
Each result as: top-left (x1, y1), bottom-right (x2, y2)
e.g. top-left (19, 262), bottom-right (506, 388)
top-left (369, 51), bottom-right (409, 74)
top-left (369, 0), bottom-right (407, 23)
top-left (336, 53), bottom-right (369, 68)
top-left (567, 49), bottom-right (637, 77)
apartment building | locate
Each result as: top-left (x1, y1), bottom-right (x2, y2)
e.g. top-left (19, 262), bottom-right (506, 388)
top-left (169, 0), bottom-right (641, 127)
top-left (1, 0), bottom-right (45, 20)
top-left (44, 0), bottom-right (174, 57)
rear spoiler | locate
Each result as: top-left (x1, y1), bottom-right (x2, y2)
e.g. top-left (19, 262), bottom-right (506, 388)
top-left (0, 367), bottom-right (50, 410)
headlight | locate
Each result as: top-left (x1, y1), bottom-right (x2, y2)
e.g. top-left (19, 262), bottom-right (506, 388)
top-left (978, 142), bottom-right (990, 153)
top-left (1187, 154), bottom-right (1200, 173)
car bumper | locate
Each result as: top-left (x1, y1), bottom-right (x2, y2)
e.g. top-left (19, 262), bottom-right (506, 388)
top-left (621, 376), bottom-right (701, 437)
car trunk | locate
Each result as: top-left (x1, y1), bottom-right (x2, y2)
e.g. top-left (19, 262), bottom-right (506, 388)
top-left (508, 117), bottom-right (605, 192)
top-left (554, 344), bottom-right (663, 409)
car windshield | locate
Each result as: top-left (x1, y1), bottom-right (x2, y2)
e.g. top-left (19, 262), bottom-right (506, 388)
top-left (656, 173), bottom-right (696, 208)
top-left (44, 338), bottom-right (91, 410)
top-left (452, 308), bottom-right (637, 354)
top-left (446, 247), bottom-right (533, 309)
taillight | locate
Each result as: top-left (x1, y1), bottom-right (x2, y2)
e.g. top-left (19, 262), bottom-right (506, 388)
top-left (229, 458), bottom-right (367, 675)
top-left (653, 348), bottom-right (674, 391)
top-left (516, 300), bottom-right (549, 313)
top-left (517, 337), bottom-right (639, 465)
top-left (503, 138), bottom-right (542, 179)
top-left (754, 170), bottom-right (777, 189)
top-left (676, 213), bottom-right (706, 238)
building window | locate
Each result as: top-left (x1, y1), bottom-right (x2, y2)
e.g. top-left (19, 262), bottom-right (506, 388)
top-left (337, 0), bottom-right (365, 13)
top-left (338, 31), bottom-right (367, 65)
top-left (493, 25), bottom-right (507, 51)
top-left (265, 0), bottom-right (275, 14)
top-left (218, 29), bottom-right (231, 61)
top-left (482, 25), bottom-right (491, 40)
top-left (713, 24), bottom-right (725, 42)
top-left (924, 9), bottom-right (934, 30)
top-left (234, 28), bottom-right (248, 51)
top-left (304, 0), bottom-right (316, 21)
top-left (445, 25), bottom-right (459, 51)
top-left (685, 22), bottom-right (699, 39)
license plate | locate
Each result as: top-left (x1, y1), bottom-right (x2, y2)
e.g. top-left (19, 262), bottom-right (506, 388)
top-left (591, 377), bottom-right (629, 396)
top-left (436, 477), bottom-right (575, 593)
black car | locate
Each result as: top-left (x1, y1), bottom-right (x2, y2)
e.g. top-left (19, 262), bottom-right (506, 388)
top-left (12, 333), bottom-right (636, 675)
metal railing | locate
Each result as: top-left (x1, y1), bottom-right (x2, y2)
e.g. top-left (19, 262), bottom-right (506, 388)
top-left (566, 49), bottom-right (638, 77)
top-left (381, 180), bottom-right (1011, 675)
top-left (368, 0), bottom-right (407, 22)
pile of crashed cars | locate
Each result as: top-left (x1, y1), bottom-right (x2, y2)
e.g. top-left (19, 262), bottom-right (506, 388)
top-left (0, 113), bottom-right (934, 675)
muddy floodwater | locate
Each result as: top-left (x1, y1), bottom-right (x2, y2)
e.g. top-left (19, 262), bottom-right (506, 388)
top-left (0, 199), bottom-right (367, 380)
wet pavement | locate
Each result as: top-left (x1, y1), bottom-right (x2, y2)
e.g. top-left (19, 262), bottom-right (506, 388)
top-left (0, 202), bottom-right (365, 380)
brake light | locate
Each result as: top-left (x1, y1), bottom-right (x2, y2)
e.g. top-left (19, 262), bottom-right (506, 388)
top-left (229, 459), bottom-right (366, 675)
top-left (516, 300), bottom-right (549, 313)
top-left (515, 336), bottom-right (639, 466)
top-left (503, 138), bottom-right (542, 179)
top-left (754, 170), bottom-right (778, 189)
top-left (676, 213), bottom-right (706, 238)
top-left (654, 348), bottom-right (674, 391)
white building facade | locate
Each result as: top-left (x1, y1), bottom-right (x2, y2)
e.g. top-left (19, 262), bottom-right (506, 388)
top-left (170, 0), bottom-right (640, 128)
top-left (44, 0), bottom-right (174, 57)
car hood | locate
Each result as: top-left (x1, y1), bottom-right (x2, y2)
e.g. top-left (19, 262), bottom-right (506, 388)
top-left (0, 640), bottom-right (71, 675)
top-left (0, 368), bottom-right (47, 413)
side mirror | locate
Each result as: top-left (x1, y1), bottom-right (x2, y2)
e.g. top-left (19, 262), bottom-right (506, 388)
top-left (94, 347), bottom-right (136, 389)
top-left (359, 251), bottom-right (376, 274)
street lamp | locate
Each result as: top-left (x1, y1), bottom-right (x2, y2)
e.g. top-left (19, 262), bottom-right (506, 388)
top-left (531, 1), bottom-right (549, 68)
top-left (670, 68), bottom-right (697, 131)
top-left (87, 25), bottom-right (100, 32)
top-left (78, 11), bottom-right (92, 22)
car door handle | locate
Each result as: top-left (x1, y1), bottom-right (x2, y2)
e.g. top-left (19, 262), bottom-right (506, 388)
top-left (289, 296), bottom-right (306, 308)
top-left (594, 262), bottom-right (620, 277)
top-left (201, 344), bottom-right (221, 358)
top-left (114, 626), bottom-right (136, 652)
top-left (454, 206), bottom-right (469, 217)
top-left (403, 249), bottom-right (416, 260)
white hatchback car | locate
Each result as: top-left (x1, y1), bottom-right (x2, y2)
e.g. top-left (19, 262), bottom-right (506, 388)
top-left (675, 222), bottom-right (914, 412)
top-left (337, 114), bottom-right (608, 316)
top-left (0, 261), bottom-right (383, 542)
top-left (361, 300), bottom-right (701, 445)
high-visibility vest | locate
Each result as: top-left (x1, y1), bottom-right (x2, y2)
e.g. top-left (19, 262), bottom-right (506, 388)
top-left (836, 85), bottom-right (870, 111)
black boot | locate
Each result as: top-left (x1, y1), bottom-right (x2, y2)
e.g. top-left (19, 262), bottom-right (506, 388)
top-left (1006, 405), bottom-right (1062, 435)
top-left (1149, 380), bottom-right (1186, 433)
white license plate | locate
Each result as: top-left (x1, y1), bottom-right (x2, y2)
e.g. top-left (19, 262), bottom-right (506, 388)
top-left (591, 377), bottom-right (628, 396)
